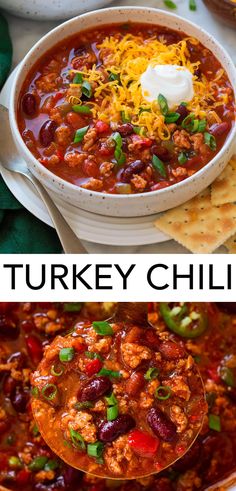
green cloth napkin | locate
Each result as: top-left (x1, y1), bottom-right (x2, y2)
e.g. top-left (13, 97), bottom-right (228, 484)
top-left (0, 13), bottom-right (61, 253)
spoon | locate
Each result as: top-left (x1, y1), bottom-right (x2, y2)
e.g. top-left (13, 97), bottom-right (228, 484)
top-left (31, 302), bottom-right (207, 479)
top-left (0, 104), bottom-right (87, 254)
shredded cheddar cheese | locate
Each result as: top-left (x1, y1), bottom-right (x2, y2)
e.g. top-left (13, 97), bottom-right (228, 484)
top-left (68, 33), bottom-right (229, 140)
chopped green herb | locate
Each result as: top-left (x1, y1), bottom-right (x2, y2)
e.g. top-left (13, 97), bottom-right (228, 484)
top-left (87, 441), bottom-right (104, 458)
top-left (81, 80), bottom-right (92, 98)
top-left (192, 119), bottom-right (200, 133)
top-left (8, 456), bottom-right (23, 469)
top-left (158, 94), bottom-right (169, 116)
top-left (41, 383), bottom-right (58, 401)
top-left (155, 385), bottom-right (172, 400)
top-left (189, 0), bottom-right (197, 11)
top-left (133, 126), bottom-right (143, 135)
top-left (112, 132), bottom-right (126, 165)
top-left (45, 459), bottom-right (59, 471)
top-left (105, 393), bottom-right (118, 406)
top-left (107, 404), bottom-right (119, 421)
top-left (204, 132), bottom-right (217, 151)
top-left (92, 321), bottom-right (114, 336)
top-left (73, 73), bottom-right (83, 84)
top-left (164, 0), bottom-right (177, 8)
top-left (74, 126), bottom-right (89, 144)
top-left (70, 429), bottom-right (86, 450)
top-left (182, 113), bottom-right (195, 131)
top-left (152, 154), bottom-right (167, 178)
top-left (51, 364), bottom-right (64, 377)
top-left (98, 367), bottom-right (121, 378)
top-left (63, 302), bottom-right (82, 312)
top-left (108, 72), bottom-right (120, 82)
top-left (85, 351), bottom-right (103, 361)
top-left (72, 105), bottom-right (92, 114)
top-left (220, 366), bottom-right (235, 387)
top-left (59, 347), bottom-right (75, 362)
top-left (209, 414), bottom-right (221, 432)
top-left (144, 367), bottom-right (159, 380)
top-left (198, 119), bottom-right (207, 133)
top-left (121, 111), bottom-right (131, 123)
top-left (28, 456), bottom-right (48, 472)
top-left (31, 386), bottom-right (39, 397)
top-left (165, 112), bottom-right (180, 124)
top-left (32, 424), bottom-right (40, 437)
top-left (178, 152), bottom-right (188, 165)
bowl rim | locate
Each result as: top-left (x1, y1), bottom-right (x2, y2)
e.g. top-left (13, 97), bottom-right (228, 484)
top-left (9, 5), bottom-right (236, 201)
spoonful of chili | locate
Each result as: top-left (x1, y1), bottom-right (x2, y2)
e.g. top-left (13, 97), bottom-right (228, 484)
top-left (31, 302), bottom-right (207, 479)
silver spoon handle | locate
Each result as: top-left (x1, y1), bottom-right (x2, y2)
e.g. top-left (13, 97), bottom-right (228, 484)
top-left (26, 172), bottom-right (87, 254)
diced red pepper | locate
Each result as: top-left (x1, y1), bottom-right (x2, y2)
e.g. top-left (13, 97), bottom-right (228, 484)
top-left (207, 366), bottom-right (221, 383)
top-left (56, 149), bottom-right (64, 161)
top-left (54, 91), bottom-right (64, 103)
top-left (131, 134), bottom-right (152, 147)
top-left (85, 359), bottom-right (103, 377)
top-left (25, 335), bottom-right (43, 365)
top-left (66, 111), bottom-right (86, 130)
top-left (98, 143), bottom-right (114, 157)
top-left (95, 120), bottom-right (110, 134)
top-left (16, 469), bottom-right (31, 485)
top-left (73, 339), bottom-right (86, 353)
top-left (128, 429), bottom-right (159, 457)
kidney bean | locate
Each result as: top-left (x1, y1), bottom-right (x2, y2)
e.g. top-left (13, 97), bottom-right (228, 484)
top-left (8, 351), bottom-right (26, 368)
top-left (39, 120), bottom-right (57, 147)
top-left (98, 414), bottom-right (135, 442)
top-left (151, 144), bottom-right (170, 162)
top-left (25, 335), bottom-right (43, 365)
top-left (158, 32), bottom-right (181, 45)
top-left (73, 46), bottom-right (87, 57)
top-left (0, 315), bottom-right (19, 338)
top-left (21, 319), bottom-right (34, 333)
top-left (3, 375), bottom-right (17, 397)
top-left (228, 388), bottom-right (236, 404)
top-left (126, 372), bottom-right (145, 397)
top-left (80, 376), bottom-right (112, 402)
top-left (176, 104), bottom-right (189, 124)
top-left (147, 408), bottom-right (177, 442)
top-left (116, 123), bottom-right (134, 136)
top-left (159, 340), bottom-right (185, 360)
top-left (121, 160), bottom-right (146, 182)
top-left (216, 302), bottom-right (236, 314)
top-left (210, 122), bottom-right (230, 137)
top-left (22, 93), bottom-right (37, 117)
top-left (63, 465), bottom-right (82, 486)
top-left (173, 440), bottom-right (201, 472)
top-left (10, 386), bottom-right (29, 413)
top-left (35, 477), bottom-right (65, 491)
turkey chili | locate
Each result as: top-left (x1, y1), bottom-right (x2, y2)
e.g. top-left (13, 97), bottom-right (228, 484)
top-left (31, 315), bottom-right (206, 478)
top-left (18, 23), bottom-right (235, 194)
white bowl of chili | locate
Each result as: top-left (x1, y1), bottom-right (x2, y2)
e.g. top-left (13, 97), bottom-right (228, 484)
top-left (9, 7), bottom-right (236, 217)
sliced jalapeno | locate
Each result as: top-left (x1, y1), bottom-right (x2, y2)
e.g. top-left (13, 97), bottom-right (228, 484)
top-left (160, 303), bottom-right (208, 338)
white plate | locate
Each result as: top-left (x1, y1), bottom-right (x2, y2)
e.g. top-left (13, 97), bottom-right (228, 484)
top-left (0, 68), bottom-right (169, 247)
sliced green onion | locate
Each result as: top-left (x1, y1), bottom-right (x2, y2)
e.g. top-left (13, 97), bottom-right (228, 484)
top-left (92, 321), bottom-right (114, 336)
top-left (158, 94), bottom-right (169, 116)
top-left (121, 111), bottom-right (131, 123)
top-left (8, 456), bottom-right (22, 469)
top-left (133, 126), bottom-right (143, 135)
top-left (220, 366), bottom-right (235, 387)
top-left (209, 414), bottom-right (221, 432)
top-left (45, 459), bottom-right (59, 471)
top-left (74, 125), bottom-right (89, 144)
top-left (155, 385), bottom-right (172, 400)
top-left (81, 81), bottom-right (92, 98)
top-left (107, 404), bottom-right (119, 421)
top-left (163, 0), bottom-right (177, 9)
top-left (87, 441), bottom-right (104, 458)
top-left (41, 383), bottom-right (58, 401)
top-left (178, 152), bottom-right (188, 165)
top-left (108, 72), bottom-right (120, 82)
top-left (192, 119), bottom-right (200, 133)
top-left (59, 347), bottom-right (75, 362)
top-left (75, 401), bottom-right (94, 410)
top-left (28, 456), bottom-right (48, 472)
top-left (98, 367), bottom-right (121, 378)
top-left (51, 364), bottom-right (65, 377)
top-left (73, 73), bottom-right (83, 84)
top-left (69, 428), bottom-right (86, 450)
top-left (144, 367), bottom-right (159, 380)
top-left (72, 105), bottom-right (92, 114)
top-left (31, 386), bottom-right (39, 397)
top-left (152, 155), bottom-right (167, 178)
top-left (204, 132), bottom-right (217, 151)
top-left (105, 393), bottom-right (118, 406)
top-left (85, 351), bottom-right (103, 361)
top-left (32, 424), bottom-right (40, 437)
top-left (189, 0), bottom-right (197, 11)
top-left (165, 112), bottom-right (180, 124)
top-left (198, 119), bottom-right (207, 133)
top-left (63, 302), bottom-right (82, 312)
top-left (182, 113), bottom-right (195, 131)
top-left (112, 132), bottom-right (126, 166)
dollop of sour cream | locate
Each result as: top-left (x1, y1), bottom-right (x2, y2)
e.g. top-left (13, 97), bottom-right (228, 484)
top-left (140, 64), bottom-right (194, 108)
